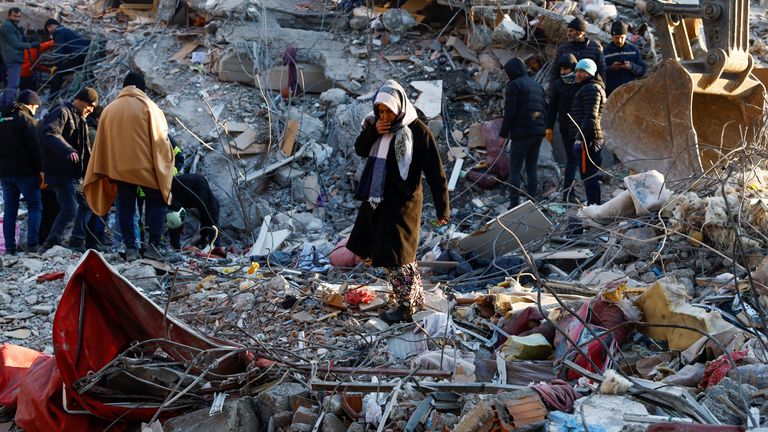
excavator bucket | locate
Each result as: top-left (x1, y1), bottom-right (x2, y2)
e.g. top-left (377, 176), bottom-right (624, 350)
top-left (602, 0), bottom-right (767, 183)
top-left (603, 59), bottom-right (765, 182)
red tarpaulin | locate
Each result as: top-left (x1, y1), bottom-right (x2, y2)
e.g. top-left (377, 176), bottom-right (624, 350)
top-left (4, 250), bottom-right (253, 431)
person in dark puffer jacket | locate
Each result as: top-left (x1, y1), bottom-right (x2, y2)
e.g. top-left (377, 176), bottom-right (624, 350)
top-left (569, 59), bottom-right (606, 205)
top-left (604, 21), bottom-right (646, 96)
top-left (545, 54), bottom-right (579, 202)
top-left (0, 90), bottom-right (41, 254)
top-left (499, 58), bottom-right (546, 208)
top-left (549, 17), bottom-right (605, 86)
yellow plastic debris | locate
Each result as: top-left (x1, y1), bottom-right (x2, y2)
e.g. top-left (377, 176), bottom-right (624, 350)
top-left (247, 262), bottom-right (260, 274)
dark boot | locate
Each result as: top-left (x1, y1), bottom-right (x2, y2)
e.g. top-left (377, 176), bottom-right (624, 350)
top-left (379, 305), bottom-right (412, 324)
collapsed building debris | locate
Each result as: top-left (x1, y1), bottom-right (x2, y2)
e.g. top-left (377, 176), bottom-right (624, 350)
top-left (2, 0), bottom-right (768, 431)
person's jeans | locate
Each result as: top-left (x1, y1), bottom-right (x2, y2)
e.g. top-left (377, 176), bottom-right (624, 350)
top-left (560, 125), bottom-right (578, 199)
top-left (580, 141), bottom-right (603, 205)
top-left (507, 135), bottom-right (542, 208)
top-left (4, 62), bottom-right (21, 107)
top-left (46, 182), bottom-right (91, 246)
top-left (116, 182), bottom-right (166, 250)
top-left (1, 176), bottom-right (42, 251)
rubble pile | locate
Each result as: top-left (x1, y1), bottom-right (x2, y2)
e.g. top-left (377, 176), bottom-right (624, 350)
top-left (3, 0), bottom-right (768, 431)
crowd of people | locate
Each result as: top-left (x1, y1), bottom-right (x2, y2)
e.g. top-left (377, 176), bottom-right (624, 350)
top-left (503, 17), bottom-right (645, 208)
top-left (0, 8), bottom-right (646, 323)
top-left (0, 7), bottom-right (224, 260)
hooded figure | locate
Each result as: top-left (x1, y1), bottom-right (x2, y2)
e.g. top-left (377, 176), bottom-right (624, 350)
top-left (498, 58), bottom-right (546, 208)
top-left (546, 53), bottom-right (580, 202)
top-left (346, 80), bottom-right (449, 324)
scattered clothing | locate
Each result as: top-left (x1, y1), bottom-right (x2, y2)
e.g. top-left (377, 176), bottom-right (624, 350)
top-left (169, 173), bottom-right (220, 249)
top-left (386, 261), bottom-right (424, 316)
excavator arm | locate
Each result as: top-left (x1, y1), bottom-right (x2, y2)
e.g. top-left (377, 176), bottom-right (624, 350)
top-left (601, 0), bottom-right (765, 183)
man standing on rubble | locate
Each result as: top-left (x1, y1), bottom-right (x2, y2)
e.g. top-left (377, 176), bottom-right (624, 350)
top-left (40, 87), bottom-right (99, 252)
top-left (0, 8), bottom-right (39, 109)
top-left (570, 59), bottom-right (606, 205)
top-left (0, 90), bottom-right (42, 254)
top-left (550, 17), bottom-right (605, 86)
top-left (83, 72), bottom-right (178, 263)
top-left (546, 54), bottom-right (580, 203)
top-left (44, 19), bottom-right (90, 100)
top-left (604, 21), bottom-right (645, 96)
top-left (499, 58), bottom-right (546, 208)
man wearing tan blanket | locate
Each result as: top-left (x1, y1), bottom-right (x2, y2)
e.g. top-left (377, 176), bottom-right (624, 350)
top-left (83, 72), bottom-right (178, 262)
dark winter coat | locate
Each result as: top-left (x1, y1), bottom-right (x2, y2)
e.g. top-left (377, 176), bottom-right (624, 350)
top-left (550, 38), bottom-right (605, 84)
top-left (545, 74), bottom-right (578, 130)
top-left (0, 104), bottom-right (40, 177)
top-left (171, 174), bottom-right (219, 229)
top-left (347, 119), bottom-right (449, 268)
top-left (51, 26), bottom-right (89, 57)
top-left (42, 102), bottom-right (90, 183)
top-left (569, 76), bottom-right (606, 145)
top-left (0, 19), bottom-right (34, 65)
top-left (604, 41), bottom-right (645, 95)
top-left (498, 58), bottom-right (546, 140)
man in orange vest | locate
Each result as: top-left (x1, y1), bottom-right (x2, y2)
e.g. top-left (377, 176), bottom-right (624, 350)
top-left (20, 40), bottom-right (54, 90)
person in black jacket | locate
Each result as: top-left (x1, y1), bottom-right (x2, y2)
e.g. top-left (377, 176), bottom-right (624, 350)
top-left (168, 173), bottom-right (224, 255)
top-left (550, 17), bottom-right (605, 87)
top-left (545, 54), bottom-right (579, 202)
top-left (40, 87), bottom-right (98, 251)
top-left (604, 21), bottom-right (645, 96)
top-left (0, 90), bottom-right (41, 254)
top-left (569, 59), bottom-right (606, 205)
top-left (499, 58), bottom-right (546, 208)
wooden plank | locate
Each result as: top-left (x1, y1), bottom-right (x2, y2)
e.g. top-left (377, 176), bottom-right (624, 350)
top-left (281, 119), bottom-right (299, 156)
top-left (170, 41), bottom-right (200, 62)
top-left (402, 0), bottom-right (432, 13)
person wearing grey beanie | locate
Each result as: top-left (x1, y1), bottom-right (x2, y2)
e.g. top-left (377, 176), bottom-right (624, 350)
top-left (549, 16), bottom-right (605, 86)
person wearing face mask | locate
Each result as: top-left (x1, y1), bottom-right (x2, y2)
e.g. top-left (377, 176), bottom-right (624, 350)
top-left (40, 87), bottom-right (98, 251)
top-left (570, 59), bottom-right (606, 206)
top-left (0, 90), bottom-right (42, 254)
top-left (604, 21), bottom-right (645, 96)
top-left (346, 80), bottom-right (450, 324)
top-left (545, 54), bottom-right (580, 202)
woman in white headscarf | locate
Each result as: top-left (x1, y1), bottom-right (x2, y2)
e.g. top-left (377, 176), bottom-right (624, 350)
top-left (347, 80), bottom-right (450, 323)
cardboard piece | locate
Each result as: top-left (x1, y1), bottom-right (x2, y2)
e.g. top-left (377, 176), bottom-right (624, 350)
top-left (232, 127), bottom-right (257, 151)
top-left (467, 123), bottom-right (485, 149)
top-left (458, 201), bottom-right (553, 260)
top-left (281, 119), bottom-right (300, 156)
top-left (634, 278), bottom-right (733, 351)
top-left (411, 80), bottom-right (443, 119)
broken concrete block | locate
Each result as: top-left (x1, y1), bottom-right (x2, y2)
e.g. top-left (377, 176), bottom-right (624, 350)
top-left (552, 394), bottom-right (648, 432)
top-left (323, 413), bottom-right (347, 432)
top-left (701, 377), bottom-right (757, 425)
top-left (121, 264), bottom-right (160, 293)
top-left (319, 88), bottom-right (348, 106)
top-left (346, 422), bottom-right (365, 432)
top-left (31, 304), bottom-right (54, 315)
top-left (492, 14), bottom-right (525, 44)
top-left (232, 292), bottom-right (256, 311)
top-left (322, 394), bottom-right (343, 415)
top-left (163, 397), bottom-right (261, 432)
top-left (427, 117), bottom-right (443, 138)
top-left (254, 383), bottom-right (309, 422)
top-left (468, 24), bottom-right (493, 51)
top-left (292, 405), bottom-right (318, 426)
top-left (349, 15), bottom-right (369, 31)
top-left (273, 411), bottom-right (293, 429)
top-left (634, 277), bottom-right (733, 350)
top-left (274, 165), bottom-right (306, 188)
top-left (621, 227), bottom-right (658, 260)
top-left (453, 401), bottom-right (494, 432)
top-left (381, 9), bottom-right (416, 33)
